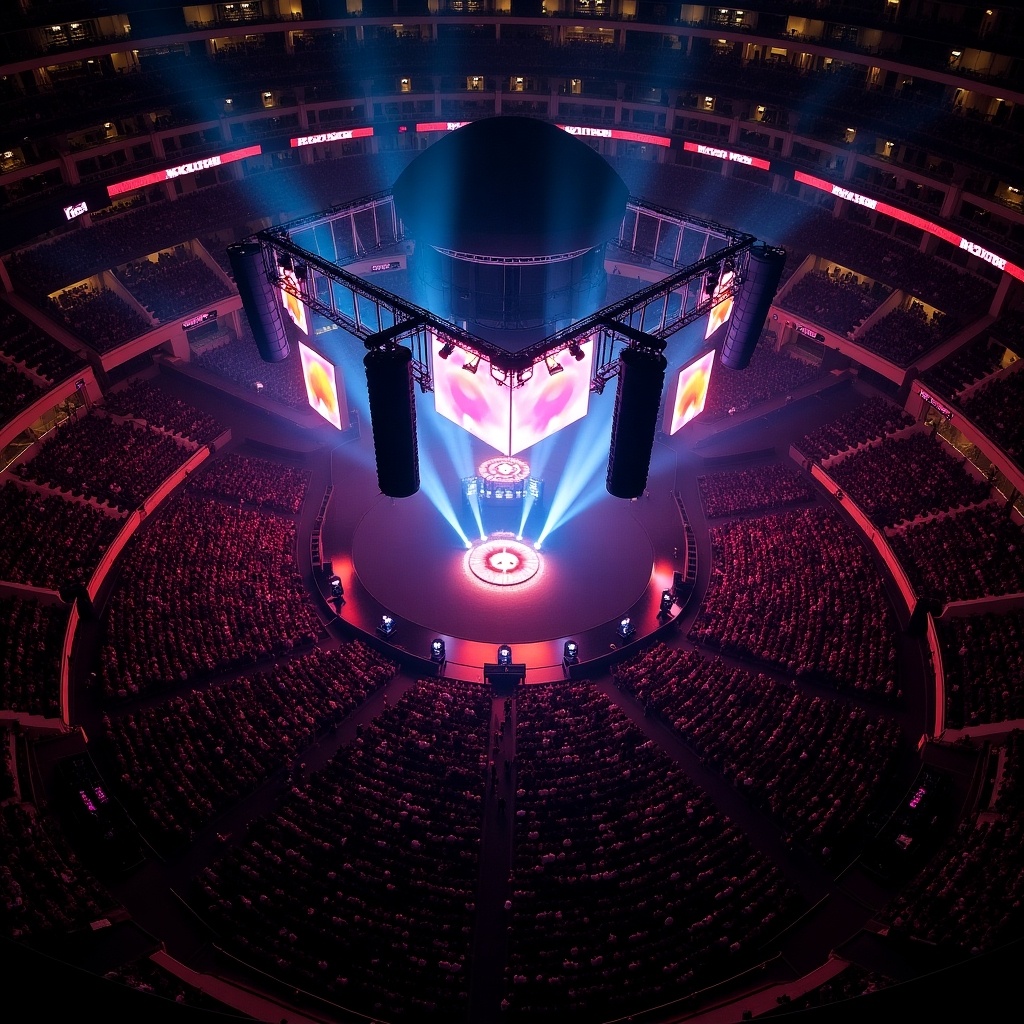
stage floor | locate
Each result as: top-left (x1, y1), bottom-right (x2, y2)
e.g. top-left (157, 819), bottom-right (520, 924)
top-left (321, 450), bottom-right (683, 683)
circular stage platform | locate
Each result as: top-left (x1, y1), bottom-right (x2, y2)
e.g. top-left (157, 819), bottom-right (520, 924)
top-left (351, 492), bottom-right (654, 644)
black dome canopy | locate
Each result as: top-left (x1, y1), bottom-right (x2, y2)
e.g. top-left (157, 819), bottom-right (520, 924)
top-left (393, 116), bottom-right (629, 259)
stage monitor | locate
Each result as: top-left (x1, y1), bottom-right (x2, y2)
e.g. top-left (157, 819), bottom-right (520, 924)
top-left (432, 332), bottom-right (512, 453)
top-left (665, 349), bottom-right (715, 435)
top-left (280, 268), bottom-right (308, 335)
top-left (510, 338), bottom-right (594, 455)
top-left (299, 341), bottom-right (348, 430)
top-left (704, 268), bottom-right (736, 342)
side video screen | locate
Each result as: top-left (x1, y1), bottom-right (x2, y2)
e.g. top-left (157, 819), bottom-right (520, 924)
top-left (665, 349), bottom-right (715, 435)
top-left (299, 341), bottom-right (348, 430)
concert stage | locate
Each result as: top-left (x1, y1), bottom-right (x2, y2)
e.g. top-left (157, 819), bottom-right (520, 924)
top-left (319, 455), bottom-right (683, 684)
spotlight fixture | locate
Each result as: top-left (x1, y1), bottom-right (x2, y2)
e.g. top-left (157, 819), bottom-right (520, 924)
top-left (617, 617), bottom-right (636, 639)
top-left (563, 640), bottom-right (579, 664)
top-left (544, 354), bottom-right (564, 376)
top-left (659, 589), bottom-right (674, 616)
top-left (377, 614), bottom-right (396, 637)
top-left (497, 644), bottom-right (512, 666)
top-left (462, 353), bottom-right (481, 374)
top-left (430, 638), bottom-right (446, 662)
top-left (568, 342), bottom-right (585, 361)
top-left (329, 575), bottom-right (343, 599)
top-left (438, 341), bottom-right (455, 360)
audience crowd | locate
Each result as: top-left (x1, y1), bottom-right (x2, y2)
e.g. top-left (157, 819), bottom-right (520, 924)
top-left (698, 462), bottom-right (814, 519)
top-left (114, 247), bottom-right (231, 323)
top-left (0, 304), bottom-right (85, 384)
top-left (187, 451), bottom-right (310, 514)
top-left (797, 395), bottom-right (915, 462)
top-left (100, 494), bottom-right (323, 700)
top-left (0, 596), bottom-right (68, 719)
top-left (887, 505), bottom-right (1024, 605)
top-left (102, 378), bottom-right (226, 445)
top-left (957, 369), bottom-right (1024, 467)
top-left (195, 677), bottom-right (490, 1022)
top-left (939, 611), bottom-right (1024, 729)
top-left (922, 335), bottom-right (1007, 399)
top-left (14, 412), bottom-right (193, 511)
top-left (101, 642), bottom-right (397, 847)
top-left (778, 267), bottom-right (887, 337)
top-left (613, 643), bottom-right (904, 860)
top-left (853, 303), bottom-right (948, 367)
top-left (192, 332), bottom-right (311, 410)
top-left (827, 431), bottom-right (990, 527)
top-left (690, 506), bottom-right (900, 700)
top-left (0, 481), bottom-right (122, 589)
top-left (0, 801), bottom-right (120, 940)
top-left (505, 682), bottom-right (802, 1021)
top-left (46, 286), bottom-right (152, 353)
top-left (701, 338), bottom-right (828, 421)
top-left (882, 730), bottom-right (1024, 953)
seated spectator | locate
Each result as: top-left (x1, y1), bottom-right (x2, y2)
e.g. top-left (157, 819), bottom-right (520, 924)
top-left (0, 596), bottom-right (68, 718)
top-left (698, 463), bottom-right (814, 519)
top-left (798, 396), bottom-right (914, 463)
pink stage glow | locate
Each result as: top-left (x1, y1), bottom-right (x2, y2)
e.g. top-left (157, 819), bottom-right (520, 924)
top-left (467, 534), bottom-right (541, 586)
top-left (511, 339), bottom-right (594, 455)
top-left (299, 342), bottom-right (346, 430)
top-left (666, 349), bottom-right (715, 434)
top-left (432, 333), bottom-right (511, 452)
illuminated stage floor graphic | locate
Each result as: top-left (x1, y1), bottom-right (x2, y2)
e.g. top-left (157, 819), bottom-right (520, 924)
top-left (325, 480), bottom-right (679, 684)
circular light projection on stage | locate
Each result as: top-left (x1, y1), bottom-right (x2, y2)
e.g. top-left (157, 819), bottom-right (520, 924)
top-left (467, 533), bottom-right (540, 587)
top-left (478, 456), bottom-right (530, 485)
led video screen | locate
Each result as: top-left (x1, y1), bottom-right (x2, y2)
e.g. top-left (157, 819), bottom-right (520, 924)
top-left (432, 332), bottom-right (511, 453)
top-left (280, 268), bottom-right (308, 335)
top-left (666, 349), bottom-right (715, 435)
top-left (704, 268), bottom-right (736, 341)
top-left (299, 341), bottom-right (347, 430)
top-left (510, 338), bottom-right (594, 455)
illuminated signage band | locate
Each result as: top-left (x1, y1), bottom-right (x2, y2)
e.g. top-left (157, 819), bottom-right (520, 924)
top-left (370, 260), bottom-right (401, 272)
top-left (918, 388), bottom-right (954, 420)
top-left (683, 140), bottom-right (771, 171)
top-left (793, 171), bottom-right (1024, 283)
top-left (290, 127), bottom-right (374, 147)
top-left (182, 309), bottom-right (218, 331)
top-left (107, 145), bottom-right (262, 197)
top-left (559, 124), bottom-right (672, 147)
top-left (64, 200), bottom-right (89, 221)
top-left (416, 121), bottom-right (470, 133)
top-left (796, 324), bottom-right (826, 342)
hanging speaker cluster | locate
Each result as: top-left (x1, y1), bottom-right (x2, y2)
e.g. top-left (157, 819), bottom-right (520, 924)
top-left (227, 241), bottom-right (290, 363)
top-left (606, 345), bottom-right (668, 500)
top-left (364, 345), bottom-right (420, 498)
top-left (720, 244), bottom-right (787, 371)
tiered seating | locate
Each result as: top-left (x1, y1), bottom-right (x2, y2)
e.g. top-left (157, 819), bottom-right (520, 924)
top-left (195, 677), bottom-right (490, 1021)
top-left (187, 451), bottom-right (310, 514)
top-left (828, 432), bottom-right (990, 527)
top-left (505, 683), bottom-right (802, 1021)
top-left (779, 269), bottom-right (887, 337)
top-left (701, 339), bottom-right (827, 421)
top-left (46, 286), bottom-right (151, 352)
top-left (100, 495), bottom-right (323, 699)
top-left (957, 370), bottom-right (1024, 466)
top-left (612, 643), bottom-right (904, 859)
top-left (192, 331), bottom-right (310, 409)
top-left (922, 336), bottom-right (1008, 399)
top-left (690, 506), bottom-right (899, 700)
top-left (0, 304), bottom-right (84, 383)
top-left (0, 802), bottom-right (120, 939)
top-left (939, 611), bottom-right (1024, 728)
top-left (887, 505), bottom-right (1024, 605)
top-left (797, 396), bottom-right (915, 462)
top-left (854, 303), bottom-right (948, 367)
top-left (102, 378), bottom-right (226, 445)
top-left (697, 463), bottom-right (814, 519)
top-left (0, 596), bottom-right (68, 718)
top-left (102, 643), bottom-right (397, 846)
top-left (0, 481), bottom-right (122, 589)
top-left (14, 412), bottom-right (193, 511)
top-left (0, 361), bottom-right (44, 421)
top-left (115, 248), bottom-right (231, 322)
top-left (881, 730), bottom-right (1024, 952)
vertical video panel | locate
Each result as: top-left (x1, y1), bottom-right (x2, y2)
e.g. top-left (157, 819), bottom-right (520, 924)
top-left (431, 331), bottom-right (512, 454)
top-left (704, 268), bottom-right (735, 342)
top-left (509, 337), bottom-right (594, 455)
top-left (299, 341), bottom-right (348, 430)
top-left (280, 268), bottom-right (309, 335)
top-left (665, 349), bottom-right (715, 435)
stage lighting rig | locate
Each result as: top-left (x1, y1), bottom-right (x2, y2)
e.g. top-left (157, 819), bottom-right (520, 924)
top-left (462, 353), bottom-right (481, 374)
top-left (617, 617), bottom-right (636, 639)
top-left (438, 340), bottom-right (455, 360)
top-left (563, 640), bottom-right (579, 664)
top-left (544, 354), bottom-right (564, 376)
top-left (431, 638), bottom-right (446, 663)
top-left (498, 644), bottom-right (513, 666)
top-left (568, 342), bottom-right (585, 361)
top-left (378, 614), bottom-right (396, 636)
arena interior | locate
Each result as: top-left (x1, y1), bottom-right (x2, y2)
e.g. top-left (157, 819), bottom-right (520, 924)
top-left (2, 1), bottom-right (1024, 1021)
